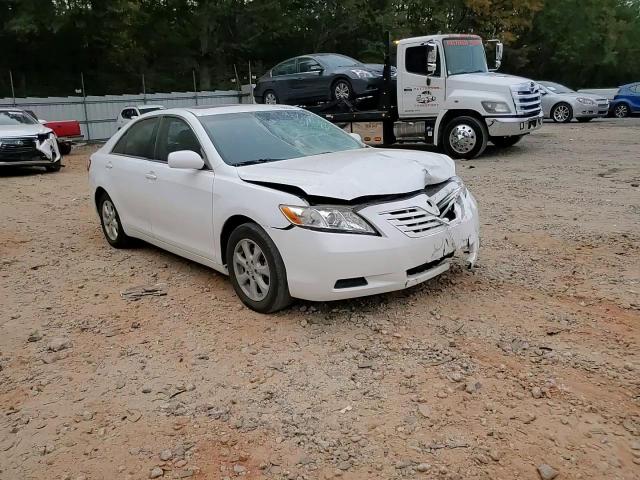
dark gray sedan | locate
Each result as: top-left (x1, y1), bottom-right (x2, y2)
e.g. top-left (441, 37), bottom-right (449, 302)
top-left (254, 53), bottom-right (393, 106)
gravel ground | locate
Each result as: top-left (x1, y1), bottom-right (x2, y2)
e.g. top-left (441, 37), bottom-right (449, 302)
top-left (1, 118), bottom-right (639, 480)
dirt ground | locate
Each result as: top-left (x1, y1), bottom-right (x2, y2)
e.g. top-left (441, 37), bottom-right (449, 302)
top-left (1, 118), bottom-right (639, 480)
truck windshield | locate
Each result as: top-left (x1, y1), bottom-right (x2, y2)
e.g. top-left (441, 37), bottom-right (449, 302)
top-left (199, 109), bottom-right (363, 166)
top-left (443, 38), bottom-right (488, 76)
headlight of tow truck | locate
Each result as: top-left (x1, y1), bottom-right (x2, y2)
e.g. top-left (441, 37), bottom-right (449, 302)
top-left (576, 97), bottom-right (595, 105)
top-left (481, 101), bottom-right (511, 114)
top-left (280, 205), bottom-right (378, 235)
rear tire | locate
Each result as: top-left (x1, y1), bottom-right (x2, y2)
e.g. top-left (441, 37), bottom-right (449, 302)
top-left (490, 135), bottom-right (524, 148)
top-left (226, 223), bottom-right (292, 313)
top-left (263, 90), bottom-right (278, 105)
top-left (551, 102), bottom-right (573, 123)
top-left (98, 192), bottom-right (131, 248)
top-left (442, 116), bottom-right (488, 159)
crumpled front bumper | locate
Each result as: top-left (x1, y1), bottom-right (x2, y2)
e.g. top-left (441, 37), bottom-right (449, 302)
top-left (0, 135), bottom-right (61, 167)
top-left (270, 189), bottom-right (480, 302)
top-left (485, 113), bottom-right (544, 137)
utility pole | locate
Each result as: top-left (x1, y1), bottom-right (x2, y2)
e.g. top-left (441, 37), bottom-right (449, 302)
top-left (80, 72), bottom-right (91, 141)
top-left (9, 70), bottom-right (16, 105)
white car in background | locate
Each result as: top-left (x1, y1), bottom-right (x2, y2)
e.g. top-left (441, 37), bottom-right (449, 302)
top-left (89, 105), bottom-right (479, 313)
top-left (538, 81), bottom-right (609, 123)
top-left (115, 104), bottom-right (165, 129)
top-left (0, 108), bottom-right (61, 171)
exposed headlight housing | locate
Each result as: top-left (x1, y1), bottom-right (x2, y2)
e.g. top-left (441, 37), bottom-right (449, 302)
top-left (350, 69), bottom-right (377, 79)
top-left (280, 205), bottom-right (377, 235)
top-left (481, 101), bottom-right (511, 114)
top-left (576, 97), bottom-right (595, 105)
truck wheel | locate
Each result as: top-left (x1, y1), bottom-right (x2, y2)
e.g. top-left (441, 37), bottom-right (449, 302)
top-left (490, 135), bottom-right (524, 148)
top-left (551, 102), bottom-right (572, 123)
top-left (58, 142), bottom-right (72, 155)
top-left (613, 103), bottom-right (629, 118)
top-left (442, 116), bottom-right (488, 159)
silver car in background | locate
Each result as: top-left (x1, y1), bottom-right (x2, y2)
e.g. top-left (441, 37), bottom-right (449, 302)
top-left (538, 81), bottom-right (609, 123)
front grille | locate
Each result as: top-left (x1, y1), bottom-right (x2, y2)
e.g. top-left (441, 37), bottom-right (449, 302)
top-left (379, 181), bottom-right (462, 238)
top-left (0, 137), bottom-right (38, 157)
top-left (511, 82), bottom-right (541, 116)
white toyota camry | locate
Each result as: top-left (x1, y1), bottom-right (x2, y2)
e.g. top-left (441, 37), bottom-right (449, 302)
top-left (89, 105), bottom-right (479, 313)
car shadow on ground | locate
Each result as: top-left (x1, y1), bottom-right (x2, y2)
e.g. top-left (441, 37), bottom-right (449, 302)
top-left (0, 166), bottom-right (62, 177)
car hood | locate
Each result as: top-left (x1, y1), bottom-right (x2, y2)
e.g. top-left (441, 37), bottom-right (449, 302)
top-left (550, 92), bottom-right (605, 101)
top-left (236, 148), bottom-right (456, 201)
top-left (0, 124), bottom-right (52, 137)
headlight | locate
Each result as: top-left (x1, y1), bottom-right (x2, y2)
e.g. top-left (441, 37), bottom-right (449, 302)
top-left (350, 69), bottom-right (376, 79)
top-left (576, 97), bottom-right (595, 105)
top-left (481, 101), bottom-right (511, 114)
top-left (280, 205), bottom-right (377, 235)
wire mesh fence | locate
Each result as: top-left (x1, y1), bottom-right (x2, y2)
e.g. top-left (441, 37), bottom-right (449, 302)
top-left (1, 69), bottom-right (253, 141)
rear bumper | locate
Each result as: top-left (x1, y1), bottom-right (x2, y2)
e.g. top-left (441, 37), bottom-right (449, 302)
top-left (485, 113), bottom-right (543, 137)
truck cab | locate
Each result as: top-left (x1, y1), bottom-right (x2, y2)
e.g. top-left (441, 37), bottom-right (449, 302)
top-left (393, 34), bottom-right (543, 158)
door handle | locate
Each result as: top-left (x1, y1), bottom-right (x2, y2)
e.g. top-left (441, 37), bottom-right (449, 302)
top-left (145, 172), bottom-right (157, 180)
top-left (105, 161), bottom-right (113, 169)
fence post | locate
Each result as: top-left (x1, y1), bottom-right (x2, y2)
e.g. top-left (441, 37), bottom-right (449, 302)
top-left (142, 74), bottom-right (147, 104)
top-left (9, 70), bottom-right (16, 105)
top-left (248, 61), bottom-right (254, 104)
top-left (80, 72), bottom-right (91, 141)
top-left (192, 69), bottom-right (198, 106)
top-left (233, 64), bottom-right (242, 104)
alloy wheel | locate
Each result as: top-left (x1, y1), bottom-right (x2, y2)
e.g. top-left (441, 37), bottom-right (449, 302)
top-left (553, 104), bottom-right (571, 122)
top-left (233, 239), bottom-right (271, 301)
top-left (101, 200), bottom-right (119, 241)
top-left (448, 124), bottom-right (477, 155)
top-left (334, 82), bottom-right (351, 101)
top-left (264, 92), bottom-right (277, 104)
top-left (614, 104), bottom-right (629, 118)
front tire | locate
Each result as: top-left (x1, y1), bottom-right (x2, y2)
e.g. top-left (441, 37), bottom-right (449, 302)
top-left (490, 135), bottom-right (524, 148)
top-left (45, 161), bottom-right (61, 172)
top-left (98, 192), bottom-right (131, 248)
top-left (613, 103), bottom-right (629, 118)
top-left (58, 142), bottom-right (72, 155)
top-left (442, 116), bottom-right (488, 159)
top-left (226, 223), bottom-right (292, 313)
top-left (551, 102), bottom-right (573, 123)
top-left (332, 79), bottom-right (353, 102)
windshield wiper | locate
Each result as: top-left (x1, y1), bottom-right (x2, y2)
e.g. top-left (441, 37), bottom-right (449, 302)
top-left (234, 158), bottom-right (284, 166)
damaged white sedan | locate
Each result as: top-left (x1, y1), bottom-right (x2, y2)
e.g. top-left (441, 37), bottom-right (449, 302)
top-left (0, 108), bottom-right (61, 171)
top-left (89, 105), bottom-right (479, 313)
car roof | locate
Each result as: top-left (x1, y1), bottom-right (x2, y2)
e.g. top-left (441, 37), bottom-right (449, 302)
top-left (122, 105), bottom-right (165, 109)
top-left (153, 104), bottom-right (300, 117)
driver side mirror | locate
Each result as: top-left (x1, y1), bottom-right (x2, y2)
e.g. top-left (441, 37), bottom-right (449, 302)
top-left (309, 65), bottom-right (324, 73)
top-left (168, 150), bottom-right (205, 170)
top-left (488, 39), bottom-right (503, 70)
top-left (425, 41), bottom-right (437, 75)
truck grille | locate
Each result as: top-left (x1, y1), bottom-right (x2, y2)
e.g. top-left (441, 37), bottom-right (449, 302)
top-left (511, 82), bottom-right (541, 116)
top-left (0, 136), bottom-right (38, 156)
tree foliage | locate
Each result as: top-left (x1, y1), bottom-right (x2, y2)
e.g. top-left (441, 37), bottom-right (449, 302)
top-left (0, 0), bottom-right (638, 97)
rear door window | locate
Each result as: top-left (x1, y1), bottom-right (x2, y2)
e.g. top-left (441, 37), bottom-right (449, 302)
top-left (112, 117), bottom-right (159, 159)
